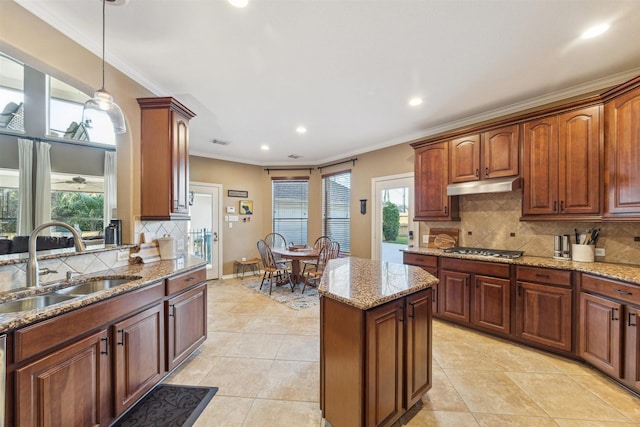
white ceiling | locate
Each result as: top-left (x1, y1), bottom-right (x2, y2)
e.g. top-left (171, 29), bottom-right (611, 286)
top-left (16, 0), bottom-right (640, 166)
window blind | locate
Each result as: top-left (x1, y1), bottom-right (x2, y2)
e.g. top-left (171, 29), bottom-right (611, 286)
top-left (272, 179), bottom-right (308, 245)
top-left (322, 170), bottom-right (350, 253)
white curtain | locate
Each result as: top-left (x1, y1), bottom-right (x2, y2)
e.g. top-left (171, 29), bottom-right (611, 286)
top-left (17, 138), bottom-right (33, 235)
top-left (35, 141), bottom-right (52, 233)
top-left (104, 151), bottom-right (117, 228)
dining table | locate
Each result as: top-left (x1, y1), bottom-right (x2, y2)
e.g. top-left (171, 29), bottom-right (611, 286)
top-left (271, 246), bottom-right (319, 285)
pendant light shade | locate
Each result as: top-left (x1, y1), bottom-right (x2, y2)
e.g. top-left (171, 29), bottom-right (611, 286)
top-left (83, 0), bottom-right (126, 134)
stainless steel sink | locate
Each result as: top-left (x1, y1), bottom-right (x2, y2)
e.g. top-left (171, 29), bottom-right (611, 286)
top-left (0, 294), bottom-right (78, 314)
top-left (55, 276), bottom-right (141, 296)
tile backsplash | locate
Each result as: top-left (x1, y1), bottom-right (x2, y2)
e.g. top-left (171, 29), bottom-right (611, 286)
top-left (418, 191), bottom-right (640, 266)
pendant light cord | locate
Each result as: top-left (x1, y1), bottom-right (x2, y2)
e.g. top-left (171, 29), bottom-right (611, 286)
top-left (101, 0), bottom-right (106, 90)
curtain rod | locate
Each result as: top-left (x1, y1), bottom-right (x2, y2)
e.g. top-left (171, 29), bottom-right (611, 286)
top-left (0, 130), bottom-right (116, 152)
top-left (264, 167), bottom-right (313, 175)
top-left (317, 157), bottom-right (357, 172)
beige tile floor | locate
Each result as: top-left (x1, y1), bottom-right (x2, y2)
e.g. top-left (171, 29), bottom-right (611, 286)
top-left (164, 278), bottom-right (640, 426)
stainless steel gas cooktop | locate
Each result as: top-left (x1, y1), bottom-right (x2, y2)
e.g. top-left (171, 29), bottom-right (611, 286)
top-left (443, 247), bottom-right (524, 259)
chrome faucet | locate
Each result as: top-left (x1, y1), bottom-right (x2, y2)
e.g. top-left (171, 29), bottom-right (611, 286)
top-left (26, 221), bottom-right (86, 288)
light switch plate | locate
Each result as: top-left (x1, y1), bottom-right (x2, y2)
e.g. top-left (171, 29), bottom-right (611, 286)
top-left (226, 206), bottom-right (236, 213)
top-left (116, 249), bottom-right (129, 261)
top-left (595, 248), bottom-right (605, 257)
top-left (422, 235), bottom-right (429, 244)
top-left (177, 239), bottom-right (185, 251)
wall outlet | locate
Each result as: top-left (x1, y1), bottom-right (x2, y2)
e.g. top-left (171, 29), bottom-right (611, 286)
top-left (422, 235), bottom-right (429, 244)
top-left (595, 248), bottom-right (605, 257)
top-left (177, 239), bottom-right (185, 251)
top-left (116, 249), bottom-right (129, 261)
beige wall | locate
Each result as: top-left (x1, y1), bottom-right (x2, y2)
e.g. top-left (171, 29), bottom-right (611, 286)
top-left (1, 2), bottom-right (154, 242)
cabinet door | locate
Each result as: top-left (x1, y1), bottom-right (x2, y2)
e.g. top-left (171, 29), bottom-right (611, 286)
top-left (516, 281), bottom-right (572, 351)
top-left (449, 134), bottom-right (480, 183)
top-left (522, 116), bottom-right (559, 215)
top-left (558, 106), bottom-right (601, 214)
top-left (172, 111), bottom-right (190, 215)
top-left (579, 293), bottom-right (622, 378)
top-left (604, 87), bottom-right (640, 216)
top-left (473, 275), bottom-right (511, 335)
top-left (439, 270), bottom-right (470, 324)
top-left (482, 124), bottom-right (519, 179)
top-left (113, 304), bottom-right (165, 416)
top-left (366, 299), bottom-right (404, 427)
top-left (167, 284), bottom-right (207, 370)
top-left (625, 305), bottom-right (640, 391)
top-left (16, 330), bottom-right (110, 427)
top-left (415, 143), bottom-right (457, 220)
top-left (405, 290), bottom-right (432, 409)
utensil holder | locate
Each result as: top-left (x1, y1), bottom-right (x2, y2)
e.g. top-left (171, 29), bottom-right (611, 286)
top-left (572, 244), bottom-right (595, 262)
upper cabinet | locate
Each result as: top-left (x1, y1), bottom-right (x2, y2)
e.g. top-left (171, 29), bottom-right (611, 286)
top-left (414, 142), bottom-right (460, 221)
top-left (522, 106), bottom-right (601, 219)
top-left (450, 124), bottom-right (519, 183)
top-left (604, 81), bottom-right (640, 220)
top-left (138, 97), bottom-right (196, 221)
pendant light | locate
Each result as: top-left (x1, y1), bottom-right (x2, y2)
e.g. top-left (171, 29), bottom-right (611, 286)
top-left (82, 0), bottom-right (126, 134)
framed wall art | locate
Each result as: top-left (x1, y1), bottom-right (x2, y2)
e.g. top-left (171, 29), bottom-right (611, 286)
top-left (228, 189), bottom-right (248, 198)
top-left (239, 200), bottom-right (253, 215)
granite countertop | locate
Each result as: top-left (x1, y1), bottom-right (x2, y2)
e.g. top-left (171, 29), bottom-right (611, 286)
top-left (0, 255), bottom-right (207, 333)
top-left (403, 247), bottom-right (640, 285)
top-left (318, 256), bottom-right (438, 310)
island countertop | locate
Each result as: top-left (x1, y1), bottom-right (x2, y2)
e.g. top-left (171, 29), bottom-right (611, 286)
top-left (318, 256), bottom-right (438, 310)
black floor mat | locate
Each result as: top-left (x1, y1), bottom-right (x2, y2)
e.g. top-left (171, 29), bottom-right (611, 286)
top-left (111, 384), bottom-right (218, 427)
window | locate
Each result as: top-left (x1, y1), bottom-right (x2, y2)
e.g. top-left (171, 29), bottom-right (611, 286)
top-left (51, 173), bottom-right (105, 237)
top-left (0, 54), bottom-right (25, 132)
top-left (322, 170), bottom-right (351, 253)
top-left (272, 178), bottom-right (308, 245)
top-left (0, 169), bottom-right (18, 239)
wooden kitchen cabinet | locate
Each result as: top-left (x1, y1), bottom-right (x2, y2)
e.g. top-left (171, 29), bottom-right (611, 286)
top-left (321, 289), bottom-right (432, 427)
top-left (522, 106), bottom-right (601, 219)
top-left (15, 329), bottom-right (110, 427)
top-left (473, 275), bottom-right (511, 335)
top-left (515, 266), bottom-right (573, 352)
top-left (603, 80), bottom-right (640, 219)
top-left (449, 125), bottom-right (519, 183)
top-left (439, 269), bottom-right (470, 324)
top-left (138, 97), bottom-right (196, 220)
top-left (113, 304), bottom-right (165, 416)
top-left (402, 253), bottom-right (439, 313)
top-left (166, 283), bottom-right (207, 370)
top-left (625, 305), bottom-right (640, 390)
top-left (414, 142), bottom-right (459, 221)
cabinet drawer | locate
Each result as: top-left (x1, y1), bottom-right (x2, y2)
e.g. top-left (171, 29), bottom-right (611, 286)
top-left (581, 274), bottom-right (640, 306)
top-left (403, 253), bottom-right (438, 269)
top-left (441, 257), bottom-right (510, 279)
top-left (517, 266), bottom-right (571, 287)
top-left (166, 266), bottom-right (206, 296)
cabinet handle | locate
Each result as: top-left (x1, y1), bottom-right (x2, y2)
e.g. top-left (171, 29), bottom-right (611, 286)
top-left (535, 273), bottom-right (550, 279)
top-left (485, 167), bottom-right (489, 176)
top-left (101, 337), bottom-right (109, 355)
top-left (553, 201), bottom-right (557, 212)
top-left (408, 303), bottom-right (415, 318)
top-left (517, 284), bottom-right (522, 296)
top-left (117, 329), bottom-right (125, 346)
top-left (169, 304), bottom-right (176, 317)
top-left (611, 307), bottom-right (619, 321)
top-left (560, 200), bottom-right (564, 211)
top-left (614, 289), bottom-right (633, 296)
top-left (629, 312), bottom-right (637, 327)
top-left (185, 276), bottom-right (196, 282)
top-left (444, 205), bottom-right (448, 215)
top-left (397, 307), bottom-right (405, 323)
top-left (475, 168), bottom-right (479, 178)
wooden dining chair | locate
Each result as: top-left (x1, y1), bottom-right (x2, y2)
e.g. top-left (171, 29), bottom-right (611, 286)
top-left (257, 239), bottom-right (294, 295)
top-left (302, 241), bottom-right (340, 293)
top-left (264, 232), bottom-right (292, 265)
top-left (302, 236), bottom-right (331, 275)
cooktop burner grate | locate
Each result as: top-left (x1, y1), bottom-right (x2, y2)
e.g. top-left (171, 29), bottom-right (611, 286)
top-left (443, 246), bottom-right (524, 259)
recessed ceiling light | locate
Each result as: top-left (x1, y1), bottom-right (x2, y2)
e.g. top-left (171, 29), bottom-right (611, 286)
top-left (261, 144), bottom-right (269, 151)
top-left (581, 23), bottom-right (609, 39)
top-left (408, 97), bottom-right (423, 107)
top-left (296, 126), bottom-right (307, 134)
top-left (227, 0), bottom-right (248, 8)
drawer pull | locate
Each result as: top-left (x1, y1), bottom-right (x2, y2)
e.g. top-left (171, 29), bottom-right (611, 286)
top-left (186, 277), bottom-right (196, 282)
top-left (614, 289), bottom-right (632, 296)
top-left (535, 274), bottom-right (551, 279)
top-left (117, 329), bottom-right (125, 346)
top-left (629, 312), bottom-right (637, 327)
top-left (101, 337), bottom-right (109, 355)
top-left (611, 307), bottom-right (619, 321)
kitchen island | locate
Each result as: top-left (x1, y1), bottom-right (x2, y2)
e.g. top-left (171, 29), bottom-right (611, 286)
top-left (318, 257), bottom-right (438, 427)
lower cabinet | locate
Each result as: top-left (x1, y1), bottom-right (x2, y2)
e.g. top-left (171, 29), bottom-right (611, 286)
top-left (439, 270), bottom-right (470, 323)
top-left (402, 253), bottom-right (438, 314)
top-left (321, 289), bottom-right (432, 427)
top-left (15, 329), bottom-right (110, 427)
top-left (579, 273), bottom-right (640, 393)
top-left (166, 283), bottom-right (207, 370)
top-left (113, 304), bottom-right (165, 416)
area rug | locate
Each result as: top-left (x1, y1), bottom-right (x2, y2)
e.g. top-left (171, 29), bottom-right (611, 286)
top-left (111, 384), bottom-right (217, 427)
top-left (238, 275), bottom-right (320, 310)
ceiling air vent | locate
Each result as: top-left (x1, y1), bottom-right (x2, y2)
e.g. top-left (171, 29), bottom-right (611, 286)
top-left (211, 139), bottom-right (231, 146)
top-left (288, 154), bottom-right (303, 159)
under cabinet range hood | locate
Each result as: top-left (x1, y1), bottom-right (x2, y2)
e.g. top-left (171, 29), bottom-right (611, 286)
top-left (446, 177), bottom-right (522, 196)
